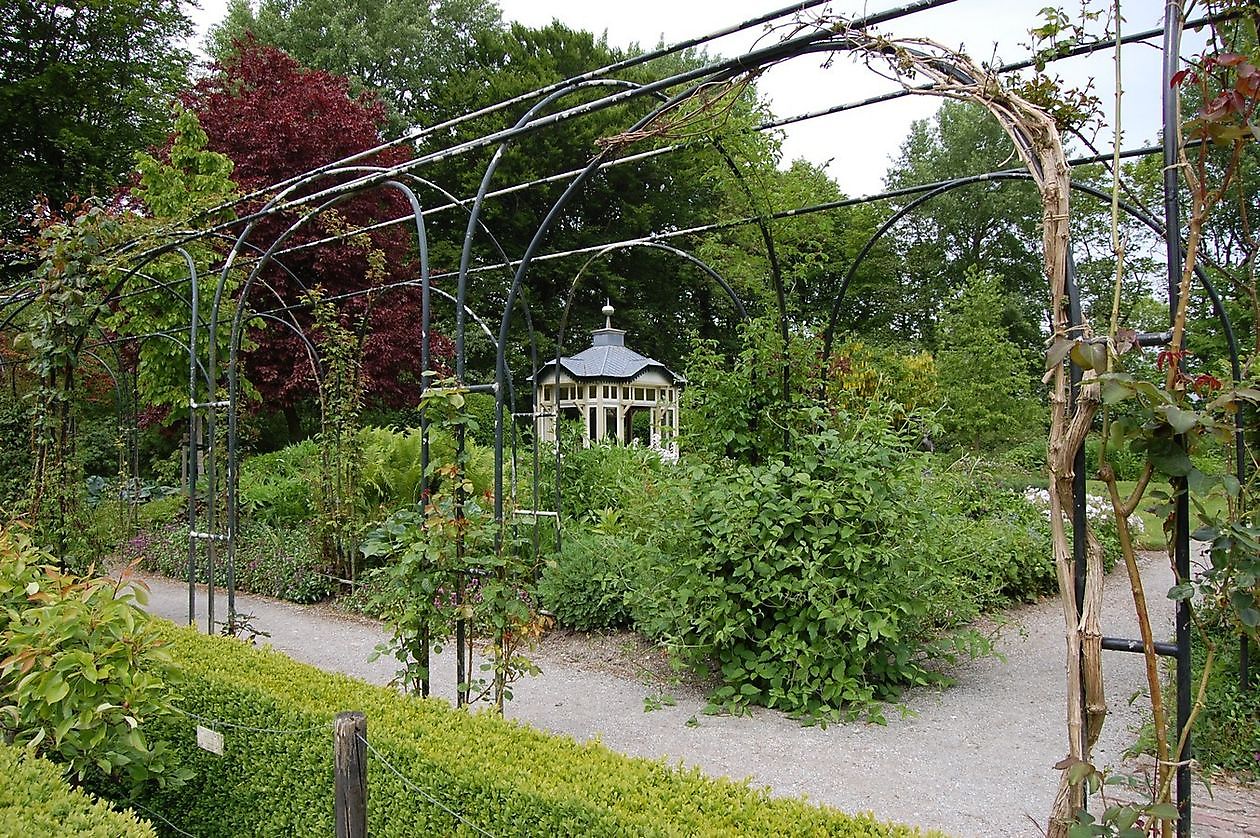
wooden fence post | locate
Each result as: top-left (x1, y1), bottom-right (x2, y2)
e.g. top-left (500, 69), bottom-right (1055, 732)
top-left (334, 711), bottom-right (367, 838)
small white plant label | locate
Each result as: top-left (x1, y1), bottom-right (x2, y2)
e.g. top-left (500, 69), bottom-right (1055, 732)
top-left (195, 725), bottom-right (225, 755)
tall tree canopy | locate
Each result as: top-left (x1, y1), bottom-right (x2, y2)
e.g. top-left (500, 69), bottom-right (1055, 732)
top-left (421, 23), bottom-right (777, 368)
top-left (0, 0), bottom-right (193, 232)
top-left (201, 10), bottom-right (875, 378)
top-left (882, 100), bottom-right (1045, 350)
top-left (205, 0), bottom-right (502, 131)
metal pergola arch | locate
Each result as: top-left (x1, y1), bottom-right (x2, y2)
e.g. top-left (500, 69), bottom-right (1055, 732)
top-left (1, 3), bottom-right (1247, 834)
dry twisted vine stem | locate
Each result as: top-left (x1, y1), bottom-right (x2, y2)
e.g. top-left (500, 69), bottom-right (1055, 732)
top-left (797, 22), bottom-right (1102, 836)
top-left (595, 74), bottom-right (764, 154)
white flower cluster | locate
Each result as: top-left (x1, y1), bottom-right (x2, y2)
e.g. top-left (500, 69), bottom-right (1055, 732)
top-left (1021, 487), bottom-right (1146, 534)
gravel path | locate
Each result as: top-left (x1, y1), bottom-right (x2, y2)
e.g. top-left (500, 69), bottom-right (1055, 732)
top-left (137, 556), bottom-right (1257, 837)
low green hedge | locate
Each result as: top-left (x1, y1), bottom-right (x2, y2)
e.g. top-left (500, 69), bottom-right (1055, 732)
top-left (0, 742), bottom-right (156, 837)
top-left (134, 623), bottom-right (940, 837)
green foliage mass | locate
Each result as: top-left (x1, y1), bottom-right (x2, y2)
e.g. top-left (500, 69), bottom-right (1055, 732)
top-left (913, 460), bottom-right (1057, 607)
top-left (0, 742), bottom-right (156, 838)
top-left (238, 425), bottom-right (494, 525)
top-left (680, 318), bottom-right (943, 464)
top-left (539, 528), bottom-right (634, 631)
top-left (109, 106), bottom-right (243, 424)
top-left (206, 0), bottom-right (502, 131)
top-left (121, 519), bottom-right (334, 605)
top-left (0, 0), bottom-right (193, 229)
top-left (0, 526), bottom-right (188, 791)
top-left (0, 395), bottom-right (31, 507)
top-left (882, 100), bottom-right (1046, 349)
top-left (238, 440), bottom-right (321, 523)
top-left (535, 321), bottom-right (1063, 716)
top-left (1186, 608), bottom-right (1260, 778)
top-left (631, 420), bottom-right (991, 719)
top-left (936, 270), bottom-right (1043, 449)
top-left (128, 622), bottom-right (939, 837)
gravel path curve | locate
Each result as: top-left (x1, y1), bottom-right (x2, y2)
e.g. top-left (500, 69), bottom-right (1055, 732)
top-left (137, 556), bottom-right (1256, 837)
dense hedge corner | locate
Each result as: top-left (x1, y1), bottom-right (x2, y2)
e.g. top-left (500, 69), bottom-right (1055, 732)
top-left (137, 622), bottom-right (942, 837)
top-left (0, 742), bottom-right (157, 838)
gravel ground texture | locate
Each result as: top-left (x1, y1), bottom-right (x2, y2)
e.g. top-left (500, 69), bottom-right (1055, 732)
top-left (136, 554), bottom-right (1259, 838)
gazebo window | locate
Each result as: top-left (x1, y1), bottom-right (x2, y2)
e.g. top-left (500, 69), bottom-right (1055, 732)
top-left (634, 387), bottom-right (645, 400)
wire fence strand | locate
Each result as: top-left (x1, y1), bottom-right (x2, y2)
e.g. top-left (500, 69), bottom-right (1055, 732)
top-left (172, 706), bottom-right (332, 737)
top-left (128, 800), bottom-right (199, 838)
top-left (357, 733), bottom-right (497, 838)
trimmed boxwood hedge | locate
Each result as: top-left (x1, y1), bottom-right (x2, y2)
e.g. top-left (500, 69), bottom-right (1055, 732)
top-left (134, 623), bottom-right (941, 837)
top-left (0, 742), bottom-right (156, 837)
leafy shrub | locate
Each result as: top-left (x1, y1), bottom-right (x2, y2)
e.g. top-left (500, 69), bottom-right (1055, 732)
top-left (538, 529), bottom-right (634, 630)
top-left (0, 396), bottom-right (32, 507)
top-left (0, 527), bottom-right (188, 791)
top-left (539, 441), bottom-right (668, 523)
top-left (632, 419), bottom-right (984, 719)
top-left (359, 425), bottom-right (494, 513)
top-left (238, 427), bottom-right (495, 525)
top-left (238, 439), bottom-right (319, 523)
top-left (914, 464), bottom-right (1056, 608)
top-left (999, 437), bottom-right (1049, 475)
top-left (0, 742), bottom-right (157, 837)
top-left (123, 520), bottom-right (334, 604)
top-left (678, 318), bottom-right (818, 462)
top-left (462, 391), bottom-right (499, 446)
top-left (824, 340), bottom-right (939, 417)
top-left (138, 493), bottom-right (185, 526)
top-left (75, 409), bottom-right (124, 479)
top-left (679, 320), bottom-right (943, 465)
top-left (129, 623), bottom-right (938, 837)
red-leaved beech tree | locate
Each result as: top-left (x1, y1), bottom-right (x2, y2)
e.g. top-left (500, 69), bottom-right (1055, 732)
top-left (183, 40), bottom-right (451, 428)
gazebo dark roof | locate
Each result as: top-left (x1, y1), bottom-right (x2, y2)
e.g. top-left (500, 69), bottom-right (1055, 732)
top-left (531, 310), bottom-right (683, 384)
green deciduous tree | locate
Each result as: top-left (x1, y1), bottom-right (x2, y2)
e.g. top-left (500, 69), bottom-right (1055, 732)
top-left (884, 101), bottom-right (1046, 350)
top-left (936, 269), bottom-right (1042, 449)
top-left (109, 107), bottom-right (243, 423)
top-left (205, 0), bottom-right (501, 131)
top-left (0, 0), bottom-right (193, 234)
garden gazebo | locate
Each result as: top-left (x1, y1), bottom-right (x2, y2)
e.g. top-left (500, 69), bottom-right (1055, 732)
top-left (533, 304), bottom-right (682, 456)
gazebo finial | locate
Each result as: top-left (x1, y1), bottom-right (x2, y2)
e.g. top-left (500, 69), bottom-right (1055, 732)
top-left (602, 300), bottom-right (614, 329)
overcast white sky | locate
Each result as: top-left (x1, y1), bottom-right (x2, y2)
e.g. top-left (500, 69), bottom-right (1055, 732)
top-left (190, 0), bottom-right (1194, 196)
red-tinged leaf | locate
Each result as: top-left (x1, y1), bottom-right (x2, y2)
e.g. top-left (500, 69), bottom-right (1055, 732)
top-left (1169, 68), bottom-right (1193, 87)
top-left (1215, 52), bottom-right (1248, 67)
